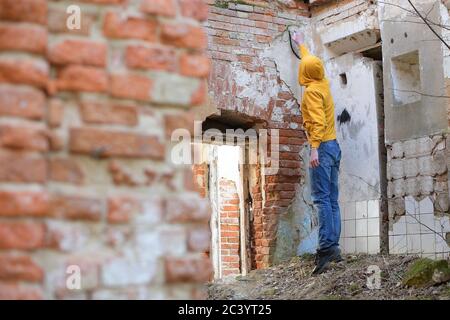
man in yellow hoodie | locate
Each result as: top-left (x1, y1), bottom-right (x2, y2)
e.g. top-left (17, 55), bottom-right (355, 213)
top-left (292, 32), bottom-right (342, 275)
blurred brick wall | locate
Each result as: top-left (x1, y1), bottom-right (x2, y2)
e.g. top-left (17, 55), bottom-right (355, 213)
top-left (0, 0), bottom-right (211, 299)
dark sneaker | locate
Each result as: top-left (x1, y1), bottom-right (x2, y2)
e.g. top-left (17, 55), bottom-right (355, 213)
top-left (311, 246), bottom-right (340, 275)
top-left (331, 247), bottom-right (343, 263)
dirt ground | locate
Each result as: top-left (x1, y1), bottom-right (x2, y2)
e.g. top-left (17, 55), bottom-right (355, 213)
top-left (207, 254), bottom-right (450, 300)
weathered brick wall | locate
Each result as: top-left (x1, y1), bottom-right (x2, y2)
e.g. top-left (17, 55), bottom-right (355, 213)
top-left (310, 0), bottom-right (373, 23)
top-left (205, 0), bottom-right (309, 268)
top-left (0, 0), bottom-right (212, 299)
top-left (218, 179), bottom-right (240, 276)
top-left (192, 163), bottom-right (208, 198)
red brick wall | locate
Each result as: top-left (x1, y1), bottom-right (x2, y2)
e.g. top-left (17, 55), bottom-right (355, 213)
top-left (192, 163), bottom-right (208, 198)
top-left (205, 1), bottom-right (308, 268)
top-left (0, 0), bottom-right (211, 300)
top-left (218, 179), bottom-right (240, 276)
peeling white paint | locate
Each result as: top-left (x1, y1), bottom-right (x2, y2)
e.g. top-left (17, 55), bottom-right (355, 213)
top-left (231, 60), bottom-right (279, 111)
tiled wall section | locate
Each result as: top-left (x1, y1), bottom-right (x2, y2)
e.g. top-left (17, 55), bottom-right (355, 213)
top-left (389, 196), bottom-right (450, 259)
top-left (339, 200), bottom-right (380, 254)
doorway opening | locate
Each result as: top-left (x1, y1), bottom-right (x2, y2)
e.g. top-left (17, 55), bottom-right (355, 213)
top-left (196, 113), bottom-right (261, 279)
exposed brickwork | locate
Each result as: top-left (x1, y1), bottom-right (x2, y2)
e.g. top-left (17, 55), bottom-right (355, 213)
top-left (219, 179), bottom-right (241, 276)
top-left (0, 0), bottom-right (211, 299)
top-left (205, 1), bottom-right (308, 268)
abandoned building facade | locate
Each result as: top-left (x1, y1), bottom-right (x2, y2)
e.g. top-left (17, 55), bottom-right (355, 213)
top-left (0, 0), bottom-right (448, 299)
top-left (197, 0), bottom-right (450, 279)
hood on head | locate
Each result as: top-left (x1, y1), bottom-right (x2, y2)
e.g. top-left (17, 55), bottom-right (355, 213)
top-left (299, 55), bottom-right (325, 86)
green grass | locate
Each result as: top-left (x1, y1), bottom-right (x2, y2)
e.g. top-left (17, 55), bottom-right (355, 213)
top-left (214, 0), bottom-right (251, 9)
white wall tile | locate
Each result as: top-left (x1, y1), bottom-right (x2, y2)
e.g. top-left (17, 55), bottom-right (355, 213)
top-left (367, 200), bottom-right (379, 218)
top-left (421, 253), bottom-right (436, 259)
top-left (407, 234), bottom-right (421, 254)
top-left (368, 236), bottom-right (380, 254)
top-left (404, 196), bottom-right (417, 215)
top-left (406, 215), bottom-right (421, 235)
top-left (434, 217), bottom-right (450, 233)
top-left (339, 236), bottom-right (345, 248)
top-left (367, 218), bottom-right (380, 236)
top-left (345, 201), bottom-right (356, 220)
top-left (435, 233), bottom-right (450, 253)
top-left (343, 237), bottom-right (356, 254)
top-left (356, 219), bottom-right (368, 237)
top-left (390, 235), bottom-right (407, 254)
top-left (392, 217), bottom-right (406, 235)
top-left (355, 237), bottom-right (368, 253)
top-left (419, 213), bottom-right (435, 234)
top-left (418, 197), bottom-right (433, 214)
top-left (421, 234), bottom-right (435, 253)
top-left (344, 220), bottom-right (356, 237)
top-left (355, 201), bottom-right (367, 219)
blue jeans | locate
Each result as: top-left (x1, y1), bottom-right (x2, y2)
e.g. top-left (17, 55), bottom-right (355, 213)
top-left (310, 140), bottom-right (342, 251)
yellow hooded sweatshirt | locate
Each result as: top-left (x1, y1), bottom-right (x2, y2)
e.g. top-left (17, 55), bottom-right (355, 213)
top-left (298, 45), bottom-right (336, 148)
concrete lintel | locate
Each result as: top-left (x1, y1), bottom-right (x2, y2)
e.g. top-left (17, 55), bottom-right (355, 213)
top-left (320, 17), bottom-right (380, 55)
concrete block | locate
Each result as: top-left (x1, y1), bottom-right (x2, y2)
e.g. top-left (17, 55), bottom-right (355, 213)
top-left (418, 156), bottom-right (433, 176)
top-left (390, 159), bottom-right (404, 179)
top-left (387, 148), bottom-right (392, 162)
top-left (419, 176), bottom-right (434, 195)
top-left (403, 139), bottom-right (417, 158)
top-left (387, 162), bottom-right (392, 180)
top-left (432, 135), bottom-right (446, 151)
top-left (405, 177), bottom-right (420, 197)
top-left (391, 141), bottom-right (404, 158)
top-left (392, 178), bottom-right (405, 197)
top-left (387, 181), bottom-right (394, 198)
top-left (432, 150), bottom-right (447, 175)
top-left (436, 193), bottom-right (449, 213)
top-left (435, 181), bottom-right (449, 193)
top-left (404, 158), bottom-right (418, 178)
top-left (416, 137), bottom-right (433, 155)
